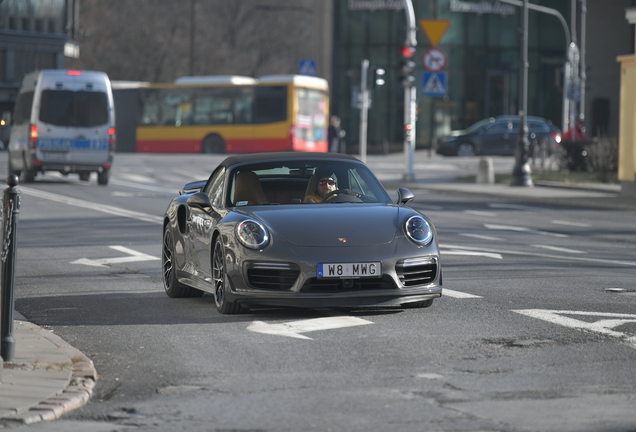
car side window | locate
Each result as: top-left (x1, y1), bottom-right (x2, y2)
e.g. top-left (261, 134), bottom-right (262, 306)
top-left (204, 167), bottom-right (226, 207)
top-left (486, 122), bottom-right (510, 133)
top-left (528, 121), bottom-right (548, 132)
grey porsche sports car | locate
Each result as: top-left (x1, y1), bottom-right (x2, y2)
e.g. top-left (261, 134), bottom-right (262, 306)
top-left (162, 152), bottom-right (442, 314)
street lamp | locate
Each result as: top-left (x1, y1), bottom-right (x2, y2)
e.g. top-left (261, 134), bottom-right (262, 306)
top-left (511, 0), bottom-right (533, 186)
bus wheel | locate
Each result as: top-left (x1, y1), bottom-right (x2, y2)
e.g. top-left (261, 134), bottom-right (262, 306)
top-left (202, 135), bottom-right (225, 154)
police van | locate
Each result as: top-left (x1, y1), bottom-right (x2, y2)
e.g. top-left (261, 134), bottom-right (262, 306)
top-left (7, 70), bottom-right (116, 185)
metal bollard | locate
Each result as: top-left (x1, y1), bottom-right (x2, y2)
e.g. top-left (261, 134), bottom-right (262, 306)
top-left (1, 174), bottom-right (20, 363)
top-left (476, 157), bottom-right (494, 184)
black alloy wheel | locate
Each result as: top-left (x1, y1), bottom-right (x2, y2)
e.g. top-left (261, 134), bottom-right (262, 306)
top-left (212, 237), bottom-right (242, 314)
top-left (162, 227), bottom-right (203, 298)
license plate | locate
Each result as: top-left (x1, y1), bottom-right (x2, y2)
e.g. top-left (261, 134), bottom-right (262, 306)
top-left (40, 151), bottom-right (68, 161)
top-left (318, 262), bottom-right (381, 278)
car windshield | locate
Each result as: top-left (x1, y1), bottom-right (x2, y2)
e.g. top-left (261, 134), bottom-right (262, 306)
top-left (464, 118), bottom-right (493, 134)
top-left (227, 159), bottom-right (392, 206)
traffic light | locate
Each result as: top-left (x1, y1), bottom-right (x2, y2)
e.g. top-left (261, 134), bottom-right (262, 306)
top-left (400, 46), bottom-right (416, 88)
top-left (369, 66), bottom-right (385, 89)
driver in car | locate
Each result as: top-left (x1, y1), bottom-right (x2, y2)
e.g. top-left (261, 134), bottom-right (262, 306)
top-left (304, 176), bottom-right (360, 203)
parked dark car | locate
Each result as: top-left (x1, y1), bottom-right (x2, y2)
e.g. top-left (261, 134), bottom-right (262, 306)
top-left (436, 115), bottom-right (561, 157)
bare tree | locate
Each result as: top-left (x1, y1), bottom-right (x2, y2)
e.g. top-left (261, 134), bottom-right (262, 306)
top-left (68, 0), bottom-right (318, 82)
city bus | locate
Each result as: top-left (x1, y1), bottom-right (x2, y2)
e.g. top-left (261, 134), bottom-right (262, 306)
top-left (133, 75), bottom-right (329, 153)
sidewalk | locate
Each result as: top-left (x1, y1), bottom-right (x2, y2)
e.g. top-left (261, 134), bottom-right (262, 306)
top-left (0, 313), bottom-right (96, 426)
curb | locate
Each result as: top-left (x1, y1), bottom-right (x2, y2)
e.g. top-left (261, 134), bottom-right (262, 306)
top-left (2, 320), bottom-right (98, 425)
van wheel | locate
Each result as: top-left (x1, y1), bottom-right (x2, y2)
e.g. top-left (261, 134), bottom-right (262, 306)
top-left (201, 135), bottom-right (225, 154)
top-left (8, 158), bottom-right (20, 176)
top-left (23, 167), bottom-right (37, 183)
top-left (79, 172), bottom-right (91, 182)
top-left (97, 169), bottom-right (110, 186)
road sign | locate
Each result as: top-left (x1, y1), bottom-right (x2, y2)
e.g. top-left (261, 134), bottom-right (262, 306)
top-left (423, 72), bottom-right (447, 96)
top-left (298, 59), bottom-right (317, 76)
top-left (423, 48), bottom-right (447, 72)
top-left (419, 19), bottom-right (451, 47)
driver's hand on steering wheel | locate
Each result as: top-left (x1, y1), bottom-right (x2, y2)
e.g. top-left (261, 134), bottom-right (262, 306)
top-left (345, 189), bottom-right (361, 198)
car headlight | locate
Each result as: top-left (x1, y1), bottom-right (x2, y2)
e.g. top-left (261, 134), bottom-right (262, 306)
top-left (236, 219), bottom-right (270, 249)
top-left (404, 215), bottom-right (433, 246)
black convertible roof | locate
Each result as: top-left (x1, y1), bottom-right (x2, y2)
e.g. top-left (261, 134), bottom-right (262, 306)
top-left (219, 152), bottom-right (361, 168)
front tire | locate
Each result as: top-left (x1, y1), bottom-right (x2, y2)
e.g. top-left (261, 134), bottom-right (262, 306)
top-left (163, 227), bottom-right (203, 298)
top-left (212, 237), bottom-right (242, 314)
top-left (456, 142), bottom-right (476, 157)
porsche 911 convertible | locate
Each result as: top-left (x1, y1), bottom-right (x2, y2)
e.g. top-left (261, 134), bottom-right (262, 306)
top-left (162, 152), bottom-right (442, 314)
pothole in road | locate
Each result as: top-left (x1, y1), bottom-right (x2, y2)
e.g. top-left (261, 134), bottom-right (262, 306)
top-left (483, 338), bottom-right (553, 348)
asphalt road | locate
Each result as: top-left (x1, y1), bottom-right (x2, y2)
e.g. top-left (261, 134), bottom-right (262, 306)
top-left (2, 152), bottom-right (635, 432)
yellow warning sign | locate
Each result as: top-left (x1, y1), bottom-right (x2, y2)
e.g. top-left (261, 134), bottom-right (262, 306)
top-left (419, 20), bottom-right (451, 47)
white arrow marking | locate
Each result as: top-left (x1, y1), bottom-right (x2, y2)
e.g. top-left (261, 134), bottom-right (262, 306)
top-left (513, 309), bottom-right (636, 350)
top-left (71, 246), bottom-right (160, 268)
top-left (443, 289), bottom-right (482, 299)
top-left (247, 316), bottom-right (373, 340)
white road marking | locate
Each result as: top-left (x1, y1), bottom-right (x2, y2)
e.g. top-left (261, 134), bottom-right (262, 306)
top-left (484, 223), bottom-right (569, 238)
top-left (531, 244), bottom-right (585, 254)
top-left (463, 210), bottom-right (498, 217)
top-left (551, 220), bottom-right (590, 227)
top-left (71, 246), bottom-right (160, 268)
top-left (20, 187), bottom-right (163, 225)
top-left (513, 309), bottom-right (636, 350)
top-left (442, 248), bottom-right (503, 259)
top-left (442, 243), bottom-right (636, 267)
top-left (109, 179), bottom-right (178, 194)
top-left (443, 289), bottom-right (483, 299)
top-left (247, 316), bottom-right (373, 340)
top-left (458, 233), bottom-right (504, 241)
top-left (488, 203), bottom-right (547, 211)
top-left (418, 204), bottom-right (444, 211)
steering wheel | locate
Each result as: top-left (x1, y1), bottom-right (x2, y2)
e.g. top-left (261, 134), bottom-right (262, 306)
top-left (322, 189), bottom-right (347, 201)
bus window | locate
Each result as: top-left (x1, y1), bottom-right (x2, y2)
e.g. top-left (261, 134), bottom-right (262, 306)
top-left (192, 87), bottom-right (249, 125)
top-left (254, 86), bottom-right (287, 124)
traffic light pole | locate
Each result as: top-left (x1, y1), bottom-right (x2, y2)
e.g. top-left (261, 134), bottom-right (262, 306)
top-left (511, 0), bottom-right (532, 186)
top-left (402, 0), bottom-right (417, 182)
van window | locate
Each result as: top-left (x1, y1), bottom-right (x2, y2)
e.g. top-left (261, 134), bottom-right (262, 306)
top-left (13, 91), bottom-right (34, 125)
top-left (39, 90), bottom-right (109, 127)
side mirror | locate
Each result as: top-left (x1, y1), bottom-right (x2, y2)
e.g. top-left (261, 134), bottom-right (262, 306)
top-left (186, 192), bottom-right (212, 209)
top-left (396, 187), bottom-right (414, 206)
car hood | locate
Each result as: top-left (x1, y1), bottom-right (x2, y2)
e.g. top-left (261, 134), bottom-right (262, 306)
top-left (245, 204), bottom-right (401, 246)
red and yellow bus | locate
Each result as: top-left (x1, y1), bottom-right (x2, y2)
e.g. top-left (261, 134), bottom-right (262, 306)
top-left (135, 75), bottom-right (329, 153)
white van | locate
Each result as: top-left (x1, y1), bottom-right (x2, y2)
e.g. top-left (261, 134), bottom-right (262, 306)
top-left (7, 70), bottom-right (116, 185)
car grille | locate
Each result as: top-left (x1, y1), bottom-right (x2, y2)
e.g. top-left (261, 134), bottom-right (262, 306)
top-left (396, 258), bottom-right (437, 287)
top-left (300, 275), bottom-right (397, 293)
top-left (247, 262), bottom-right (300, 290)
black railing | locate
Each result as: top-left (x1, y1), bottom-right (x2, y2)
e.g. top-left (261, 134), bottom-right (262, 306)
top-left (1, 174), bottom-right (21, 379)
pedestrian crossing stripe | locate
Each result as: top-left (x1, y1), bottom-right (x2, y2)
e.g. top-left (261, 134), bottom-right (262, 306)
top-left (423, 72), bottom-right (447, 96)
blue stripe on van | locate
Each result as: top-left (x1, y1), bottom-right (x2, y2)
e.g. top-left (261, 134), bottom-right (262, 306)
top-left (37, 138), bottom-right (109, 151)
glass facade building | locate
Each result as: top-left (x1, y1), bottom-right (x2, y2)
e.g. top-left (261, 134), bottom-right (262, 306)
top-left (331, 0), bottom-right (628, 152)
